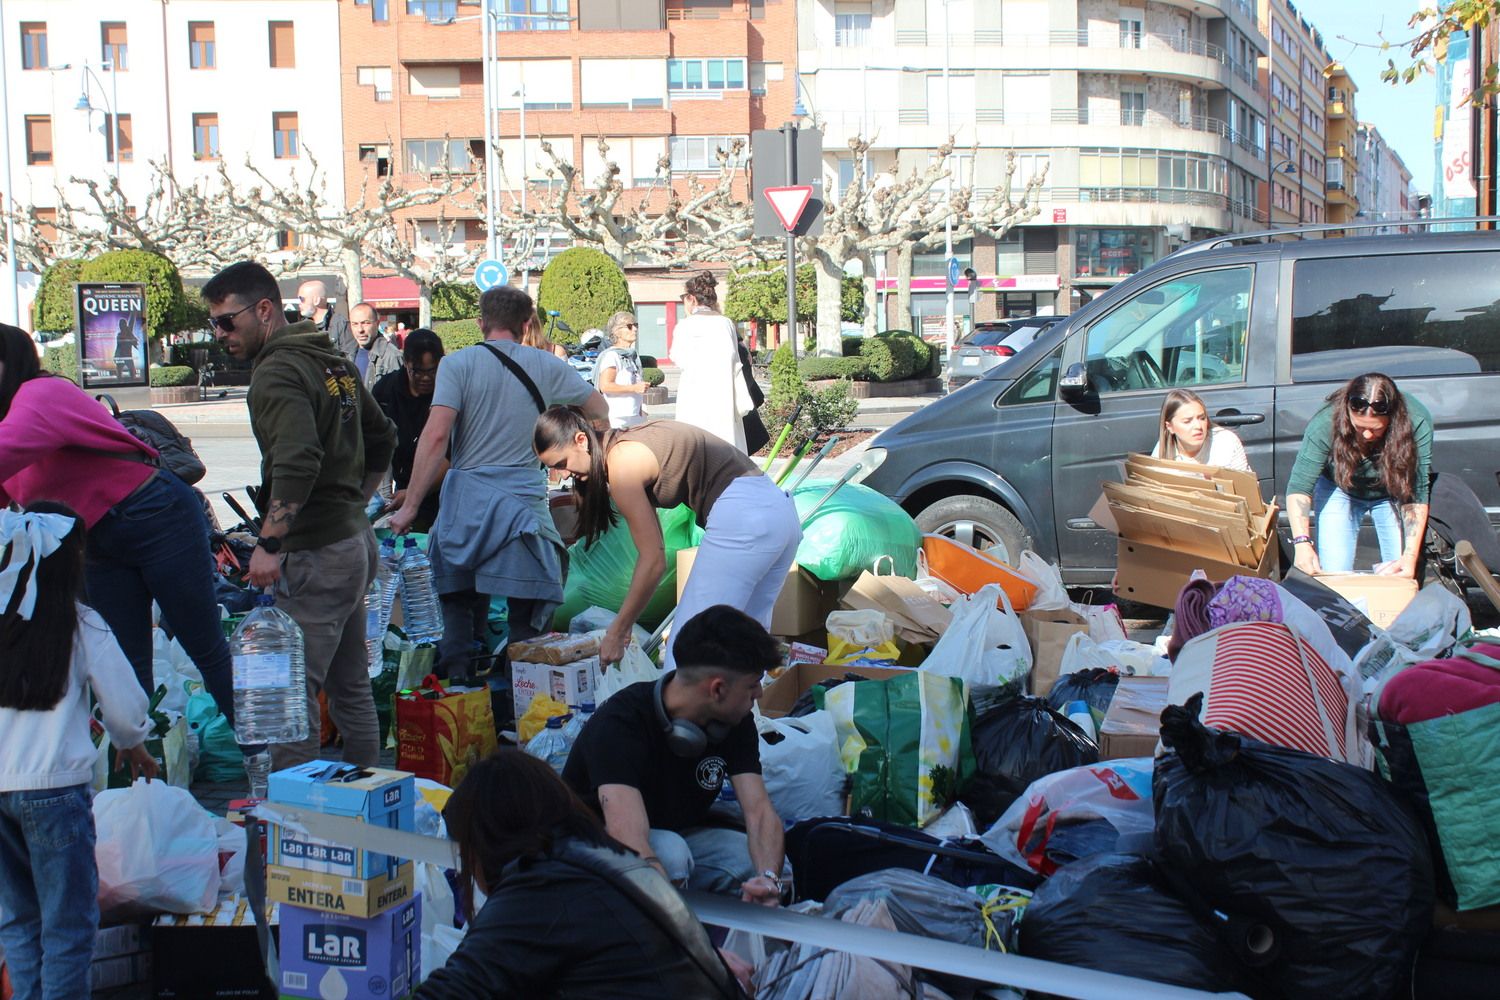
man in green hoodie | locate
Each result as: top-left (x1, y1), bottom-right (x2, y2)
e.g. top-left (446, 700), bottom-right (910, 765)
top-left (204, 261), bottom-right (397, 768)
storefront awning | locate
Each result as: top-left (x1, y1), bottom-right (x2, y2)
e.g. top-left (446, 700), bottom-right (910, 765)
top-left (362, 276), bottom-right (421, 311)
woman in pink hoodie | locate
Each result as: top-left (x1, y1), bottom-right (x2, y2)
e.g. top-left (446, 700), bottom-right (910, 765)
top-left (0, 325), bottom-right (239, 735)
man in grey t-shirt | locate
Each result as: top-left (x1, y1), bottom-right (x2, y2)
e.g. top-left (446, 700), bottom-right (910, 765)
top-left (390, 286), bottom-right (607, 680)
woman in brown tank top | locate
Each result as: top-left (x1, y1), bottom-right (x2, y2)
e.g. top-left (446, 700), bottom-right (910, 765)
top-left (535, 407), bottom-right (801, 670)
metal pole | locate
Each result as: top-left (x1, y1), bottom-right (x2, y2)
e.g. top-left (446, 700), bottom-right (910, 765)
top-left (518, 85), bottom-right (528, 291)
top-left (482, 4), bottom-right (498, 261)
top-left (942, 0), bottom-right (954, 393)
top-left (784, 122), bottom-right (798, 358)
top-left (0, 0), bottom-right (18, 325)
top-left (108, 62), bottom-right (119, 184)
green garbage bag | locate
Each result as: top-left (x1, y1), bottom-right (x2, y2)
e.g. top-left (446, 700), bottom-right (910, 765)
top-left (822, 670), bottom-right (975, 828)
top-left (792, 481), bottom-right (922, 582)
top-left (187, 688), bottom-right (245, 783)
top-left (554, 505), bottom-right (704, 631)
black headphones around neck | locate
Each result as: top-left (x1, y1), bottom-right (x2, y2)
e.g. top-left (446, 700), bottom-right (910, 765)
top-left (654, 672), bottom-right (732, 758)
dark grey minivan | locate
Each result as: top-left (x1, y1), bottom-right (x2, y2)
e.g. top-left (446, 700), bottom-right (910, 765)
top-left (857, 226), bottom-right (1500, 587)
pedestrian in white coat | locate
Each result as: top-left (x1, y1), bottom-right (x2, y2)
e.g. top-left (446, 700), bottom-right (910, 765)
top-left (670, 272), bottom-right (751, 452)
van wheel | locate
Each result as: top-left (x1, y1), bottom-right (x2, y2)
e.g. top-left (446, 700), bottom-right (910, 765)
top-left (916, 495), bottom-right (1029, 566)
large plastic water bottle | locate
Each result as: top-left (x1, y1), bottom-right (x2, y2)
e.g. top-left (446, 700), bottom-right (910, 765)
top-left (562, 703), bottom-right (595, 744)
top-left (230, 594), bottom-right (309, 746)
top-left (365, 538), bottom-right (402, 674)
top-left (526, 715), bottom-right (573, 773)
top-left (399, 537), bottom-right (444, 646)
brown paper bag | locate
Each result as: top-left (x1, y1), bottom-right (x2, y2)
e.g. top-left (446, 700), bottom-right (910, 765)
top-left (839, 572), bottom-right (953, 644)
top-left (1021, 609), bottom-right (1089, 697)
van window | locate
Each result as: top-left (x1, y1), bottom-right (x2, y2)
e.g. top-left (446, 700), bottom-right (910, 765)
top-left (998, 344), bottom-right (1063, 405)
top-left (1291, 252), bottom-right (1500, 382)
top-left (1082, 266), bottom-right (1252, 394)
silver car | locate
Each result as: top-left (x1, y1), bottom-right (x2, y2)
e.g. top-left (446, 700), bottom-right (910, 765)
top-left (949, 317), bottom-right (1069, 386)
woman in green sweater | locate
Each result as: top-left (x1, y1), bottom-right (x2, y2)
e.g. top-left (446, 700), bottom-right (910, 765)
top-left (1286, 373), bottom-right (1432, 578)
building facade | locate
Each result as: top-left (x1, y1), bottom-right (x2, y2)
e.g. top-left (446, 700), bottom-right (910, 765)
top-left (1258, 0), bottom-right (1327, 226)
top-left (1322, 61), bottom-right (1359, 224)
top-left (798, 0), bottom-right (1270, 328)
top-left (2, 0), bottom-right (346, 290)
top-left (1355, 122), bottom-right (1413, 233)
top-left (338, 0), bottom-right (797, 357)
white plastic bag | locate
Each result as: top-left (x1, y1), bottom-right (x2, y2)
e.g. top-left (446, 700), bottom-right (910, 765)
top-left (212, 817), bottom-right (245, 899)
top-left (567, 606), bottom-right (651, 646)
top-left (1072, 602), bottom-right (1129, 643)
top-left (592, 638), bottom-right (662, 705)
top-left (416, 861), bottom-right (458, 979)
top-left (825, 610), bottom-right (895, 647)
top-left (1018, 552), bottom-right (1070, 611)
top-left (152, 629), bottom-right (201, 717)
top-left (923, 583), bottom-right (1032, 690)
top-left (94, 780), bottom-right (220, 918)
top-left (756, 711), bottom-right (847, 823)
top-left (1058, 631), bottom-right (1162, 677)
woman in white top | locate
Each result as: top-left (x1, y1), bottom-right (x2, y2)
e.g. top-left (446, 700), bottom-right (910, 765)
top-left (670, 271), bottom-right (749, 452)
top-left (1150, 388), bottom-right (1252, 473)
top-left (595, 311), bottom-right (647, 429)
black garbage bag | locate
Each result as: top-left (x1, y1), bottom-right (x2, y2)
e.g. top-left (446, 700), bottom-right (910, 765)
top-left (1154, 695), bottom-right (1435, 1000)
top-left (960, 696), bottom-right (1099, 828)
top-left (1019, 853), bottom-right (1247, 992)
top-left (1045, 668), bottom-right (1119, 720)
top-left (824, 869), bottom-right (989, 949)
top-left (1279, 568), bottom-right (1381, 658)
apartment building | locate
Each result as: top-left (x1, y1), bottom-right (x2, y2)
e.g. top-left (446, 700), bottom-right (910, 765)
top-left (798, 0), bottom-right (1270, 327)
top-left (1355, 122), bottom-right (1413, 233)
top-left (339, 0), bottom-right (796, 357)
top-left (1, 0), bottom-right (346, 297)
top-left (1323, 62), bottom-right (1359, 224)
top-left (1258, 0), bottom-right (1327, 226)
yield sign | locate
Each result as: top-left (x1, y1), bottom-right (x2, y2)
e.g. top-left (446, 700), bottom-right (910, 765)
top-left (763, 185), bottom-right (814, 233)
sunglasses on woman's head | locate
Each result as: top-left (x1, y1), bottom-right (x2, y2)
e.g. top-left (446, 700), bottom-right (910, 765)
top-left (1348, 395), bottom-right (1391, 416)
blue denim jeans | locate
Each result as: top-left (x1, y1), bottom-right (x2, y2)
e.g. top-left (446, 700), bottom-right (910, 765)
top-left (85, 471), bottom-right (239, 732)
top-left (1314, 475), bottom-right (1403, 573)
top-left (0, 786), bottom-right (99, 1000)
top-left (648, 826), bottom-right (757, 895)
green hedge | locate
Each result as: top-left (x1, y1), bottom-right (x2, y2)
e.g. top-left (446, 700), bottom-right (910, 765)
top-left (433, 319), bottom-right (483, 353)
top-left (642, 367), bottom-right (665, 387)
top-left (536, 248), bottom-right (633, 345)
top-left (34, 260), bottom-right (84, 334)
top-left (859, 336), bottom-right (915, 381)
top-left (889, 332), bottom-right (933, 377)
top-left (431, 283), bottom-right (480, 322)
top-left (150, 365), bottom-right (196, 387)
top-left (800, 356), bottom-right (870, 381)
top-left (41, 344), bottom-right (79, 384)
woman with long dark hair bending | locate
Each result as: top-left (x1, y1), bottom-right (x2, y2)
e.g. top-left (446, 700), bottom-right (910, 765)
top-left (416, 749), bottom-right (748, 998)
top-left (534, 408), bottom-right (800, 669)
top-left (1286, 372), bottom-right (1432, 577)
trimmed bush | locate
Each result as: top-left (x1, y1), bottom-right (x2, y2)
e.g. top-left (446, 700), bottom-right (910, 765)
top-left (639, 354), bottom-right (659, 369)
top-left (433, 319), bottom-right (482, 353)
top-left (888, 332), bottom-right (933, 376)
top-left (150, 365), bottom-right (196, 387)
top-left (806, 379), bottom-right (860, 434)
top-left (34, 259), bottom-right (84, 334)
top-left (800, 356), bottom-right (870, 381)
top-left (536, 248), bottom-right (633, 345)
top-left (840, 335), bottom-right (864, 358)
top-left (41, 343), bottom-right (79, 384)
top-left (859, 337), bottom-right (916, 382)
top-left (431, 282), bottom-right (480, 322)
top-left (78, 250), bottom-right (194, 340)
top-left (642, 367), bottom-right (665, 387)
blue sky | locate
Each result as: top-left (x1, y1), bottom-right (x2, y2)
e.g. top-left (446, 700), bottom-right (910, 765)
top-left (1294, 0), bottom-right (1438, 193)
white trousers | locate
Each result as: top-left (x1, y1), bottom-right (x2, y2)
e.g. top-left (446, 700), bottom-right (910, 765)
top-left (667, 475), bottom-right (802, 670)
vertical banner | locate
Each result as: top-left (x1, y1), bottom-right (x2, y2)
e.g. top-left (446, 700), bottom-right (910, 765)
top-left (75, 282), bottom-right (150, 389)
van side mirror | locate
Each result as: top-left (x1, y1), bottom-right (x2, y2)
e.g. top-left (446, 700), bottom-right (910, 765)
top-left (1059, 363), bottom-right (1094, 401)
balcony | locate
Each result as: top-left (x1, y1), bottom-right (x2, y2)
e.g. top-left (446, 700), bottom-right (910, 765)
top-left (666, 0), bottom-right (751, 20)
top-left (1327, 88), bottom-right (1351, 119)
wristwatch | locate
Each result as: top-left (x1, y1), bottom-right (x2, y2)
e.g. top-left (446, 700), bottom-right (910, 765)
top-left (256, 535), bottom-right (284, 554)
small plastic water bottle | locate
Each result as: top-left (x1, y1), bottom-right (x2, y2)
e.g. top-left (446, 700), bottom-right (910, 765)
top-left (399, 538), bottom-right (444, 646)
top-left (230, 594), bottom-right (309, 746)
top-left (1064, 699), bottom-right (1098, 741)
top-left (365, 538), bottom-right (401, 674)
top-left (562, 702), bottom-right (595, 744)
top-left (526, 715), bottom-right (573, 773)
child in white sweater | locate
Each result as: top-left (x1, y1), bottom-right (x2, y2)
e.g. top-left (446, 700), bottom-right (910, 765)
top-left (0, 502), bottom-right (157, 1000)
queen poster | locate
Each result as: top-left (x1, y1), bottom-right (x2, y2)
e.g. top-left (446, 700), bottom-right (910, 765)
top-left (76, 282), bottom-right (150, 389)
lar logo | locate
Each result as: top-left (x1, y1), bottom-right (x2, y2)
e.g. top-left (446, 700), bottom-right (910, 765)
top-left (305, 926), bottom-right (366, 967)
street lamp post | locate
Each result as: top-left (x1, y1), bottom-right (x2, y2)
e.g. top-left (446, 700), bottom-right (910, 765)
top-left (75, 61), bottom-right (122, 184)
top-left (1272, 156), bottom-right (1299, 225)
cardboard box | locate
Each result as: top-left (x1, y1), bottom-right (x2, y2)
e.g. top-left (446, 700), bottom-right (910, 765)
top-left (1114, 533), bottom-right (1280, 610)
top-left (508, 632), bottom-right (599, 665)
top-left (279, 895), bottom-right (420, 1000)
top-left (758, 662), bottom-right (911, 718)
top-left (266, 863), bottom-right (415, 920)
top-left (268, 763), bottom-right (415, 881)
top-left (152, 900), bottom-right (278, 1000)
top-left (1315, 573), bottom-right (1419, 629)
top-left (839, 571), bottom-right (952, 645)
top-left (91, 951), bottom-right (151, 993)
top-left (678, 547), bottom-right (837, 637)
top-left (1021, 609), bottom-right (1089, 697)
top-left (1098, 676), bottom-right (1171, 760)
top-left (511, 657), bottom-right (598, 720)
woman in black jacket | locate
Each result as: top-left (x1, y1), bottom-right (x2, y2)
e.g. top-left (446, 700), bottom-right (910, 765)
top-left (418, 749), bottom-right (750, 999)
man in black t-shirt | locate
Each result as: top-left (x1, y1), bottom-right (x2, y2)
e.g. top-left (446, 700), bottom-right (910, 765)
top-left (372, 329), bottom-right (445, 532)
top-left (563, 606), bottom-right (785, 904)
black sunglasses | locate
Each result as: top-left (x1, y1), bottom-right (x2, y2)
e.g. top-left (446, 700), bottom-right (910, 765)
top-left (406, 363), bottom-right (440, 377)
top-left (209, 300), bottom-right (261, 333)
top-left (1348, 395), bottom-right (1391, 416)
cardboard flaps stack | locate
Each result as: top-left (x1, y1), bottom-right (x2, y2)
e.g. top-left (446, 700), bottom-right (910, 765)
top-left (1097, 453), bottom-right (1279, 608)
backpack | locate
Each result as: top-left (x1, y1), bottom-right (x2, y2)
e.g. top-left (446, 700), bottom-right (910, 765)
top-left (96, 394), bottom-right (207, 485)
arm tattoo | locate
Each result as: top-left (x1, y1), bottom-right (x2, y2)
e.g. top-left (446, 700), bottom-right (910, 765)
top-left (1288, 495), bottom-right (1311, 520)
top-left (265, 500), bottom-right (303, 533)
